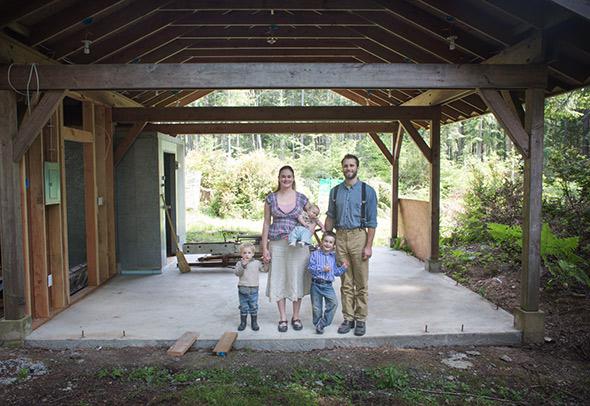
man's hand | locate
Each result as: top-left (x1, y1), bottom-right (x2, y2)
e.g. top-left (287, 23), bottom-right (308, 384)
top-left (341, 259), bottom-right (349, 269)
top-left (362, 246), bottom-right (372, 261)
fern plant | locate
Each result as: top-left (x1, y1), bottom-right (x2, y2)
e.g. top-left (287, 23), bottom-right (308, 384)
top-left (487, 222), bottom-right (589, 288)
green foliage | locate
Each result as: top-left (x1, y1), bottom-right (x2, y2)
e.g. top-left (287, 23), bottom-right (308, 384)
top-left (127, 367), bottom-right (171, 385)
top-left (451, 155), bottom-right (523, 243)
top-left (188, 149), bottom-right (280, 218)
top-left (369, 365), bottom-right (410, 390)
top-left (487, 222), bottom-right (589, 288)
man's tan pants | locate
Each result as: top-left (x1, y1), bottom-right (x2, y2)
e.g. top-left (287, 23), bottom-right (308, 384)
top-left (335, 229), bottom-right (369, 322)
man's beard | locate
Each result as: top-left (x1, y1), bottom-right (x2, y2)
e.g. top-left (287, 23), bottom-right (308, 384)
top-left (344, 169), bottom-right (357, 180)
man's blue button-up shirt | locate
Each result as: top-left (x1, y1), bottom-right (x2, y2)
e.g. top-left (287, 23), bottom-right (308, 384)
top-left (326, 180), bottom-right (378, 229)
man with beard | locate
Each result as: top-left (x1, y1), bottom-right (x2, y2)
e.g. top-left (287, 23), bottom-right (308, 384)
top-left (325, 154), bottom-right (377, 336)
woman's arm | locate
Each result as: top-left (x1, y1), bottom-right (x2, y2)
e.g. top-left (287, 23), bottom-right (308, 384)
top-left (261, 199), bottom-right (272, 263)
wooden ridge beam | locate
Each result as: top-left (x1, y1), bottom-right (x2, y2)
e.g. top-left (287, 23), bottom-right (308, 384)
top-left (400, 120), bottom-right (432, 163)
top-left (161, 1), bottom-right (386, 10)
top-left (13, 90), bottom-right (66, 162)
top-left (145, 122), bottom-right (398, 134)
top-left (1, 63), bottom-right (548, 91)
top-left (478, 89), bottom-right (530, 157)
top-left (114, 122), bottom-right (147, 166)
top-left (113, 106), bottom-right (440, 122)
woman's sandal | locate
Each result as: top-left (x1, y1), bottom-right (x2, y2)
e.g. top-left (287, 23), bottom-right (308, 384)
top-left (291, 318), bottom-right (303, 331)
top-left (278, 320), bottom-right (288, 333)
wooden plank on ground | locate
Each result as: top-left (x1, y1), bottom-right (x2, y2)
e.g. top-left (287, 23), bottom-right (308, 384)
top-left (213, 332), bottom-right (238, 356)
top-left (167, 331), bottom-right (200, 357)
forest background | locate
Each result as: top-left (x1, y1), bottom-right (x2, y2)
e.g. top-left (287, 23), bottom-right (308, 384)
top-left (184, 87), bottom-right (590, 292)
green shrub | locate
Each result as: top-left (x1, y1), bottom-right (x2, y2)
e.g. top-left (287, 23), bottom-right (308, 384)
top-left (487, 222), bottom-right (589, 288)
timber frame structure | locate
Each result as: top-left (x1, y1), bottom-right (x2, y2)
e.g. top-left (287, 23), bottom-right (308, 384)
top-left (1, 1), bottom-right (589, 344)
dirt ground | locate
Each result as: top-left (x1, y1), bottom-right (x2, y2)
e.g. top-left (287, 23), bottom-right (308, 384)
top-left (1, 259), bottom-right (589, 405)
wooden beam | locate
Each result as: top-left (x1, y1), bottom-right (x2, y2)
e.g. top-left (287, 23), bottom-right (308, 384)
top-left (94, 105), bottom-right (109, 284)
top-left (146, 122), bottom-right (401, 135)
top-left (399, 120), bottom-right (432, 163)
top-left (114, 106), bottom-right (441, 123)
top-left (0, 33), bottom-right (141, 108)
top-left (26, 136), bottom-right (50, 318)
top-left (104, 107), bottom-right (117, 278)
top-left (390, 125), bottom-right (403, 243)
top-left (368, 132), bottom-right (395, 165)
top-left (429, 117), bottom-right (441, 266)
top-left (114, 122), bottom-right (147, 166)
top-left (549, 0), bottom-right (590, 20)
top-left (44, 115), bottom-right (66, 310)
top-left (27, 0), bottom-right (126, 47)
top-left (62, 127), bottom-right (94, 143)
top-left (478, 89), bottom-right (530, 157)
top-left (83, 102), bottom-right (99, 287)
top-left (13, 91), bottom-right (66, 162)
top-left (0, 63), bottom-right (548, 90)
top-left (402, 33), bottom-right (544, 107)
top-left (521, 88), bottom-right (545, 311)
top-left (0, 90), bottom-right (27, 320)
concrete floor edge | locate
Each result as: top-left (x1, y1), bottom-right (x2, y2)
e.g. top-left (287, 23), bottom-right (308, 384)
top-left (25, 331), bottom-right (522, 352)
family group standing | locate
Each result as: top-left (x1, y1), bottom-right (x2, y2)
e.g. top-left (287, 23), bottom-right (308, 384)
top-left (236, 154), bottom-right (377, 336)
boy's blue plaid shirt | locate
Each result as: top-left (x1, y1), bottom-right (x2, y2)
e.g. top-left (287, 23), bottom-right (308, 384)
top-left (307, 249), bottom-right (347, 282)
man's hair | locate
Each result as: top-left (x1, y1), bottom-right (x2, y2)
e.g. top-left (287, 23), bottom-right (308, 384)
top-left (341, 154), bottom-right (360, 166)
top-left (239, 242), bottom-right (256, 254)
top-left (322, 231), bottom-right (336, 241)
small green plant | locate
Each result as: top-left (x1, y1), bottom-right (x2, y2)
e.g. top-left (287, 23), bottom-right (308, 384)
top-left (17, 367), bottom-right (29, 380)
top-left (128, 367), bottom-right (170, 386)
top-left (369, 365), bottom-right (410, 390)
top-left (98, 367), bottom-right (126, 380)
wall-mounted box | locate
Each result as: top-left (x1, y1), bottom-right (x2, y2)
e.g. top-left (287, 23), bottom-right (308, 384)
top-left (44, 161), bottom-right (61, 205)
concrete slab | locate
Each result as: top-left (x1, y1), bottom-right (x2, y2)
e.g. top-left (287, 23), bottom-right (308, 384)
top-left (25, 248), bottom-right (521, 351)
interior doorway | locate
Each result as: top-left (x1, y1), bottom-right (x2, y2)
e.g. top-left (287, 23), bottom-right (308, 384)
top-left (163, 152), bottom-right (177, 257)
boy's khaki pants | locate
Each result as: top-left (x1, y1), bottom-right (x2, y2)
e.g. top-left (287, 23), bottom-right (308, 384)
top-left (335, 228), bottom-right (369, 322)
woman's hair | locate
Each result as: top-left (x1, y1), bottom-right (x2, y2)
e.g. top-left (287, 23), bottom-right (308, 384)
top-left (274, 165), bottom-right (296, 192)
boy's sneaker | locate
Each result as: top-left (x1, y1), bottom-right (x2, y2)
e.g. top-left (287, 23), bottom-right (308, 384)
top-left (315, 323), bottom-right (325, 334)
top-left (354, 321), bottom-right (366, 336)
top-left (337, 320), bottom-right (355, 334)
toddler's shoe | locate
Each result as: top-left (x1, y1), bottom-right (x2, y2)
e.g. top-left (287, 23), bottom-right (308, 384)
top-left (315, 322), bottom-right (325, 334)
top-left (298, 241), bottom-right (307, 247)
top-left (288, 241), bottom-right (297, 247)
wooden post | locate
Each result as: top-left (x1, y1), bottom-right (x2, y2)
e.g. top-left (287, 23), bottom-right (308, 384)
top-left (83, 102), bottom-right (99, 286)
top-left (26, 135), bottom-right (50, 319)
top-left (104, 107), bottom-right (117, 278)
top-left (426, 117), bottom-right (441, 272)
top-left (390, 125), bottom-right (403, 246)
top-left (0, 90), bottom-right (27, 321)
top-left (514, 88), bottom-right (545, 343)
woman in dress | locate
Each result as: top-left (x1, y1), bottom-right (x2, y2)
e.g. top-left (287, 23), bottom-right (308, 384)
top-left (261, 165), bottom-right (311, 332)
